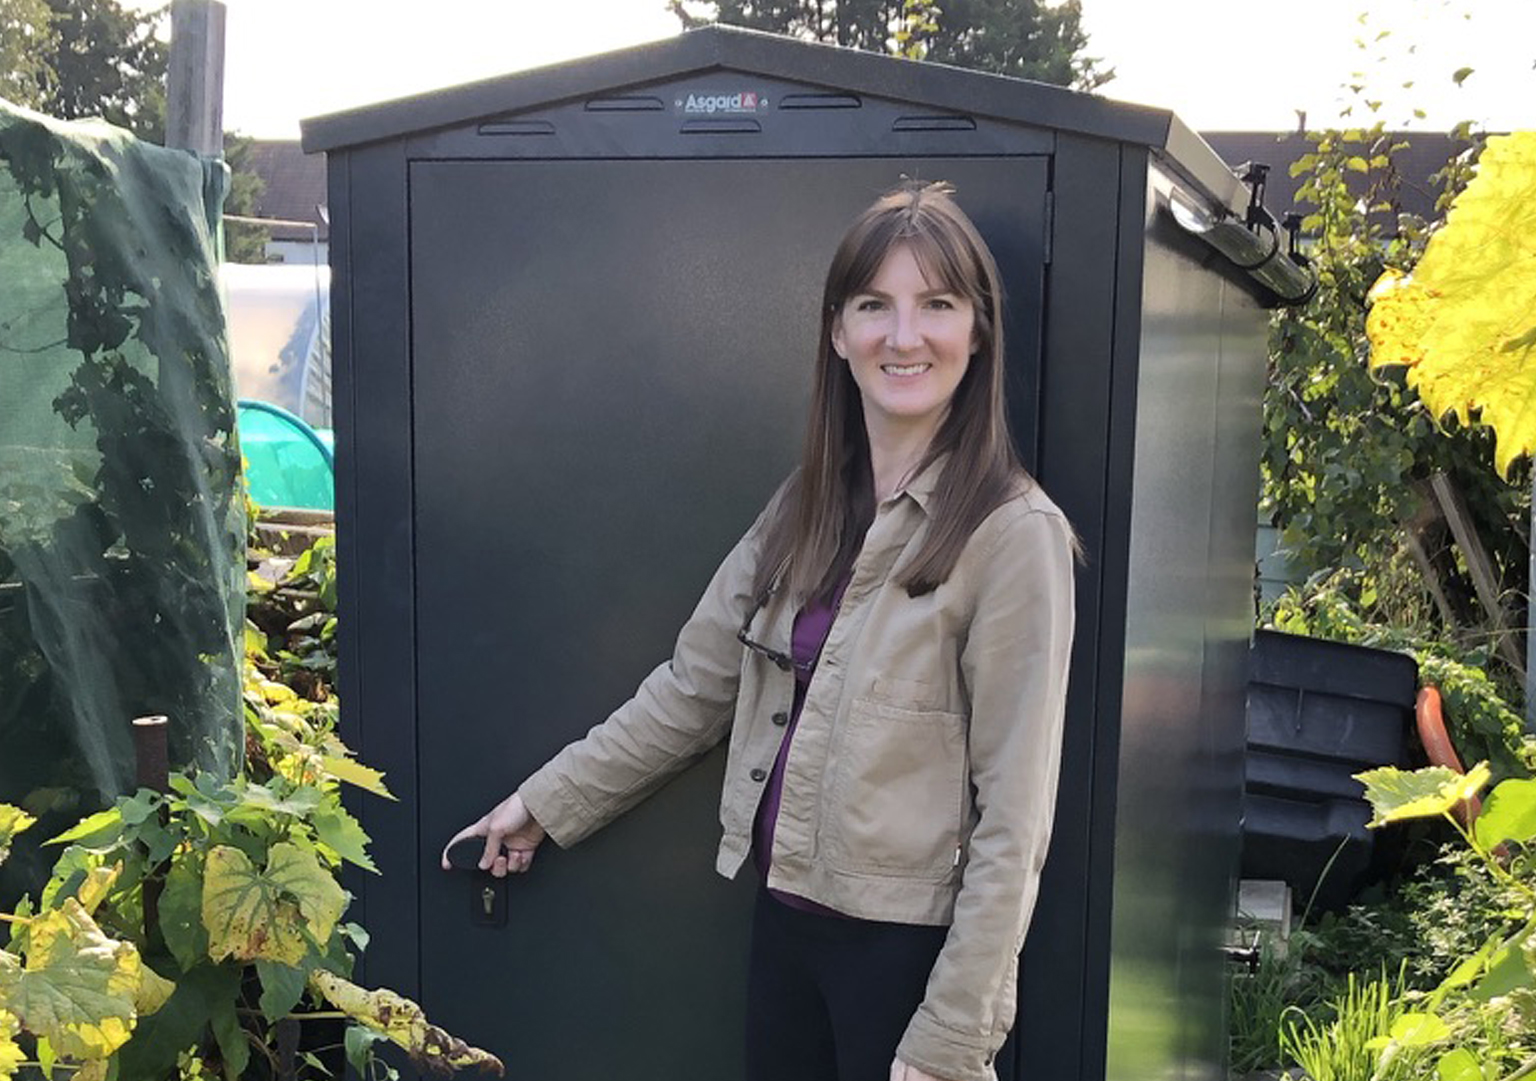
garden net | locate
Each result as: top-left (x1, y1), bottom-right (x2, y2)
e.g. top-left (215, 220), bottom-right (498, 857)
top-left (0, 101), bottom-right (245, 901)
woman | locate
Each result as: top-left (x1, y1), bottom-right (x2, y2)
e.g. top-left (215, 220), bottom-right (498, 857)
top-left (442, 182), bottom-right (1076, 1081)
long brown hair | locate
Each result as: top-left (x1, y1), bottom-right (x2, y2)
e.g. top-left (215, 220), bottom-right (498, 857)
top-left (753, 181), bottom-right (1030, 602)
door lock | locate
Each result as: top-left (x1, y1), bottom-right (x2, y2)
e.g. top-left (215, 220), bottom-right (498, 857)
top-left (445, 838), bottom-right (509, 928)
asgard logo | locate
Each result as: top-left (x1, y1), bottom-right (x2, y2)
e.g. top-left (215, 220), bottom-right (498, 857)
top-left (680, 91), bottom-right (763, 114)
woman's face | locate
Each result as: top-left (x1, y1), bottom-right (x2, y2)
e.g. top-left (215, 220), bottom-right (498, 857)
top-left (831, 243), bottom-right (977, 441)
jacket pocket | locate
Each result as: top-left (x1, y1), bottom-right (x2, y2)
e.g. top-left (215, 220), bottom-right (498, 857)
top-left (824, 697), bottom-right (968, 878)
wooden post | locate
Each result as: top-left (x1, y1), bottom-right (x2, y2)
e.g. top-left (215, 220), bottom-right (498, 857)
top-left (165, 0), bottom-right (226, 156)
top-left (132, 715), bottom-right (170, 943)
top-left (131, 715), bottom-right (170, 793)
top-left (1429, 471), bottom-right (1527, 683)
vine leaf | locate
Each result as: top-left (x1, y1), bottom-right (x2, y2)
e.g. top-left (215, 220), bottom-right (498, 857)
top-left (1355, 763), bottom-right (1491, 826)
top-left (202, 843), bottom-right (344, 965)
top-left (0, 900), bottom-right (139, 1060)
top-left (1473, 777), bottom-right (1536, 849)
top-left (0, 1008), bottom-right (23, 1081)
top-left (312, 805), bottom-right (377, 873)
top-left (319, 756), bottom-right (396, 801)
top-left (159, 858), bottom-right (208, 972)
top-left (309, 970), bottom-right (505, 1077)
top-left (0, 806), bottom-right (34, 867)
top-left (1366, 131), bottom-right (1536, 476)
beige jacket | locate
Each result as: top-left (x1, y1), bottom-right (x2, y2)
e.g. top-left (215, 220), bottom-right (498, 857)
top-left (518, 461), bottom-right (1076, 1081)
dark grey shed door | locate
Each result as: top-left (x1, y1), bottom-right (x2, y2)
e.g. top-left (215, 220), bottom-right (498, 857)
top-left (412, 156), bottom-right (1047, 1079)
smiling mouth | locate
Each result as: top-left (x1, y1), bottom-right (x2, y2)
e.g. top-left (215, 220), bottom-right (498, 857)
top-left (881, 363), bottom-right (932, 376)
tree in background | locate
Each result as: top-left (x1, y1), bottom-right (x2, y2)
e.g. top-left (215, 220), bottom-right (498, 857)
top-left (223, 132), bottom-right (269, 264)
top-left (668, 0), bottom-right (1112, 90)
top-left (0, 0), bottom-right (57, 110)
top-left (0, 0), bottom-right (269, 263)
top-left (34, 0), bottom-right (167, 141)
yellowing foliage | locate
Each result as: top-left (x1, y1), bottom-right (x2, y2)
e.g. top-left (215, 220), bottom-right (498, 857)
top-left (1367, 131), bottom-right (1536, 476)
top-left (0, 806), bottom-right (35, 867)
top-left (202, 843), bottom-right (345, 966)
top-left (308, 970), bottom-right (504, 1077)
top-left (0, 1009), bottom-right (23, 1081)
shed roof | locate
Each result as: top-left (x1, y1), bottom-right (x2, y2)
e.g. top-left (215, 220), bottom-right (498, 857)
top-left (300, 24), bottom-right (1246, 214)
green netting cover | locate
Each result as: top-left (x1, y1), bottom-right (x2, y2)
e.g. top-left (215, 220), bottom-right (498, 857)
top-left (0, 101), bottom-right (245, 901)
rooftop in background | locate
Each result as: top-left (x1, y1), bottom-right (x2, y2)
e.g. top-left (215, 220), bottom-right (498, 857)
top-left (248, 140), bottom-right (327, 242)
top-left (1201, 131), bottom-right (1473, 227)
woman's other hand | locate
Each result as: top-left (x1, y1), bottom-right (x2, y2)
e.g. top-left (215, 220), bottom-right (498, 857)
top-left (889, 1057), bottom-right (951, 1081)
top-left (440, 792), bottom-right (547, 877)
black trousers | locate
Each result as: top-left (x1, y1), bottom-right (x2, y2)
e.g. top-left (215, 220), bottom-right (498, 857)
top-left (744, 888), bottom-right (950, 1081)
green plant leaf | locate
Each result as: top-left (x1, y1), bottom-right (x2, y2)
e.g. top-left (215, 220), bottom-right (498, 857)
top-left (1388, 1010), bottom-right (1452, 1046)
top-left (159, 858), bottom-right (208, 972)
top-left (209, 993), bottom-right (249, 1081)
top-left (1473, 777), bottom-right (1536, 848)
top-left (1471, 928), bottom-right (1533, 1001)
top-left (1356, 763), bottom-right (1492, 826)
top-left (0, 806), bottom-right (35, 867)
top-left (312, 805), bottom-right (376, 873)
top-left (1436, 1047), bottom-right (1483, 1081)
top-left (115, 964), bottom-right (230, 1081)
top-left (344, 1025), bottom-right (386, 1075)
top-left (255, 960), bottom-right (308, 1023)
top-left (46, 808), bottom-right (123, 849)
top-left (266, 842), bottom-right (346, 941)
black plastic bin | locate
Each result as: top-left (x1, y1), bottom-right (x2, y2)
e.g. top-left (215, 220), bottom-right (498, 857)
top-left (1243, 629), bottom-right (1416, 910)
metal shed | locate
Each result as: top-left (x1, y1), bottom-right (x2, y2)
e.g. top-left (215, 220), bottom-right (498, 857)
top-left (302, 25), bottom-right (1308, 1081)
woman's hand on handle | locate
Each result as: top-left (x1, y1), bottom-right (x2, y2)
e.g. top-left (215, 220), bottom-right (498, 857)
top-left (890, 1058), bottom-right (951, 1081)
top-left (440, 791), bottom-right (547, 877)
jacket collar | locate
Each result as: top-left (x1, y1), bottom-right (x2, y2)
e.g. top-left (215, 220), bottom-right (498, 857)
top-left (895, 452), bottom-right (948, 517)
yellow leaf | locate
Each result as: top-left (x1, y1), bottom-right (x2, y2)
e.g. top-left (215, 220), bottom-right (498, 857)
top-left (133, 965), bottom-right (176, 1017)
top-left (0, 805), bottom-right (36, 867)
top-left (73, 865), bottom-right (121, 917)
top-left (202, 843), bottom-right (344, 966)
top-left (1367, 132), bottom-right (1536, 475)
top-left (0, 1009), bottom-right (23, 1081)
top-left (0, 901), bottom-right (141, 1060)
top-left (309, 970), bottom-right (504, 1076)
top-left (73, 1060), bottom-right (109, 1081)
top-left (318, 756), bottom-right (396, 800)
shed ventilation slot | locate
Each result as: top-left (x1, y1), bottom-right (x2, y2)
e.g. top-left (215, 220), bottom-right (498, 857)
top-left (777, 93), bottom-right (862, 110)
top-left (476, 119), bottom-right (555, 136)
top-left (891, 115), bottom-right (977, 132)
top-left (680, 118), bottom-right (763, 135)
top-left (585, 95), bottom-right (666, 112)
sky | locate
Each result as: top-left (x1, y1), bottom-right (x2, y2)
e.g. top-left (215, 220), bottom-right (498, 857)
top-left (167, 0), bottom-right (1535, 139)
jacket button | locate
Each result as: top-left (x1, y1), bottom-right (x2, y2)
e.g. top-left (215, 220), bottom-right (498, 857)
top-left (771, 711), bottom-right (789, 726)
top-left (750, 768), bottom-right (767, 782)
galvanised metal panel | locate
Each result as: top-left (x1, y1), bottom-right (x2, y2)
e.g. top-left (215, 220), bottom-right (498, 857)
top-left (1102, 162), bottom-right (1264, 1081)
top-left (408, 156), bottom-right (1047, 1080)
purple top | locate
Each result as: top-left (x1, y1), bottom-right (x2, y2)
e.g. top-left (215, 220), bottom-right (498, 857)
top-left (752, 573), bottom-right (851, 915)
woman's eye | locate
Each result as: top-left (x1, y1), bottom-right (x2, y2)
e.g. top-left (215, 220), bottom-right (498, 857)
top-left (926, 297), bottom-right (956, 310)
top-left (855, 298), bottom-right (885, 312)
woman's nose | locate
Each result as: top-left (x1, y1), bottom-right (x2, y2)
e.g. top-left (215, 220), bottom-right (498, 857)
top-left (886, 306), bottom-right (922, 351)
